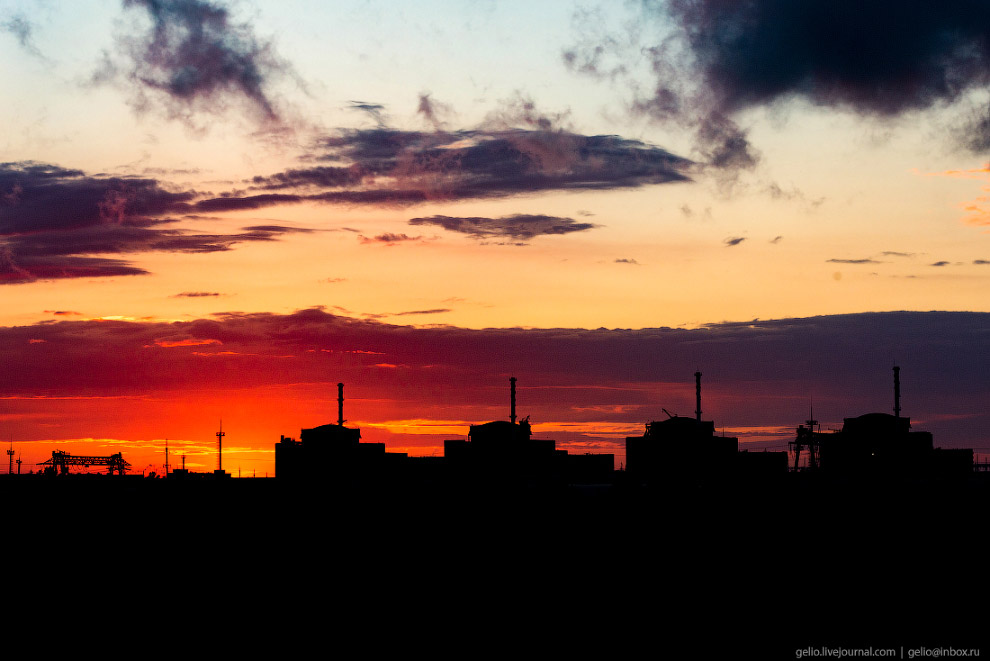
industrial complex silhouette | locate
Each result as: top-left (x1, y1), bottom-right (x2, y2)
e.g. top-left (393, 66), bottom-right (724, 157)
top-left (7, 367), bottom-right (979, 488)
top-left (270, 368), bottom-right (976, 490)
top-left (5, 367), bottom-right (985, 656)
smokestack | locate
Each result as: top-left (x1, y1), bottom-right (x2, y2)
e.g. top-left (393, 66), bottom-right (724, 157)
top-left (893, 366), bottom-right (901, 418)
top-left (695, 372), bottom-right (702, 422)
top-left (338, 382), bottom-right (345, 426)
top-left (510, 377), bottom-right (517, 424)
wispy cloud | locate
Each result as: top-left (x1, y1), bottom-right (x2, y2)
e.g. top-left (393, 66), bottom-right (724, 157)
top-left (204, 126), bottom-right (691, 211)
top-left (361, 308), bottom-right (452, 320)
top-left (409, 214), bottom-right (596, 244)
top-left (1, 14), bottom-right (46, 60)
top-left (97, 0), bottom-right (292, 127)
top-left (358, 233), bottom-right (424, 245)
top-left (827, 258), bottom-right (882, 264)
top-left (0, 162), bottom-right (306, 283)
top-left (154, 338), bottom-right (222, 348)
top-left (393, 309), bottom-right (450, 316)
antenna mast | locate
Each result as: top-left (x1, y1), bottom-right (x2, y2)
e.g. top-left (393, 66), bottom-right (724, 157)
top-left (216, 421), bottom-right (225, 472)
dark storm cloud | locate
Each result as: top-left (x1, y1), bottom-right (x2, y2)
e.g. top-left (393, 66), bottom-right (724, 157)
top-left (567, 1), bottom-right (990, 167)
top-left (408, 214), bottom-right (596, 243)
top-left (0, 162), bottom-right (306, 283)
top-left (661, 0), bottom-right (990, 118)
top-left (214, 128), bottom-right (691, 210)
top-left (2, 309), bottom-right (988, 449)
top-left (102, 0), bottom-right (289, 123)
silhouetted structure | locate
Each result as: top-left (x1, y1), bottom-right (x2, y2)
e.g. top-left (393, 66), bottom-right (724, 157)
top-left (275, 382), bottom-right (407, 484)
top-left (819, 412), bottom-right (932, 476)
top-left (806, 413), bottom-right (971, 478)
top-left (625, 372), bottom-right (741, 484)
top-left (168, 467), bottom-right (230, 480)
top-left (626, 415), bottom-right (739, 483)
top-left (445, 417), bottom-right (555, 484)
top-left (792, 367), bottom-right (973, 479)
top-left (39, 450), bottom-right (131, 476)
top-left (275, 377), bottom-right (616, 488)
top-left (445, 378), bottom-right (614, 486)
top-left (216, 422), bottom-right (225, 472)
top-left (12, 368), bottom-right (980, 498)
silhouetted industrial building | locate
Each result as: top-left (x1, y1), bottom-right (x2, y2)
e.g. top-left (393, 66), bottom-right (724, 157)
top-left (276, 377), bottom-right (615, 487)
top-left (806, 413), bottom-right (972, 478)
top-left (277, 422), bottom-right (402, 482)
top-left (272, 370), bottom-right (975, 490)
top-left (445, 419), bottom-right (552, 483)
top-left (625, 372), bottom-right (743, 484)
top-left (167, 467), bottom-right (231, 480)
top-left (793, 367), bottom-right (973, 479)
top-left (276, 383), bottom-right (407, 484)
top-left (443, 378), bottom-right (614, 486)
top-left (626, 416), bottom-right (739, 482)
top-left (735, 449), bottom-right (790, 477)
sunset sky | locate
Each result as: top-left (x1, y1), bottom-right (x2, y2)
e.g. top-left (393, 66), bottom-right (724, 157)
top-left (2, 0), bottom-right (989, 476)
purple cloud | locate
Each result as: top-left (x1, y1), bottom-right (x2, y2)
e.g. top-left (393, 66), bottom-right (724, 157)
top-left (100, 0), bottom-right (291, 124)
top-left (408, 214), bottom-right (596, 244)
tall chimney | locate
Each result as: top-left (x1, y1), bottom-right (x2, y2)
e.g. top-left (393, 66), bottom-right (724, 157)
top-left (510, 376), bottom-right (517, 424)
top-left (337, 382), bottom-right (345, 426)
top-left (893, 366), bottom-right (901, 418)
top-left (695, 371), bottom-right (702, 422)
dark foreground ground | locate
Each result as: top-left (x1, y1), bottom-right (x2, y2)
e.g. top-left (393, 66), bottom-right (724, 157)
top-left (2, 472), bottom-right (987, 658)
